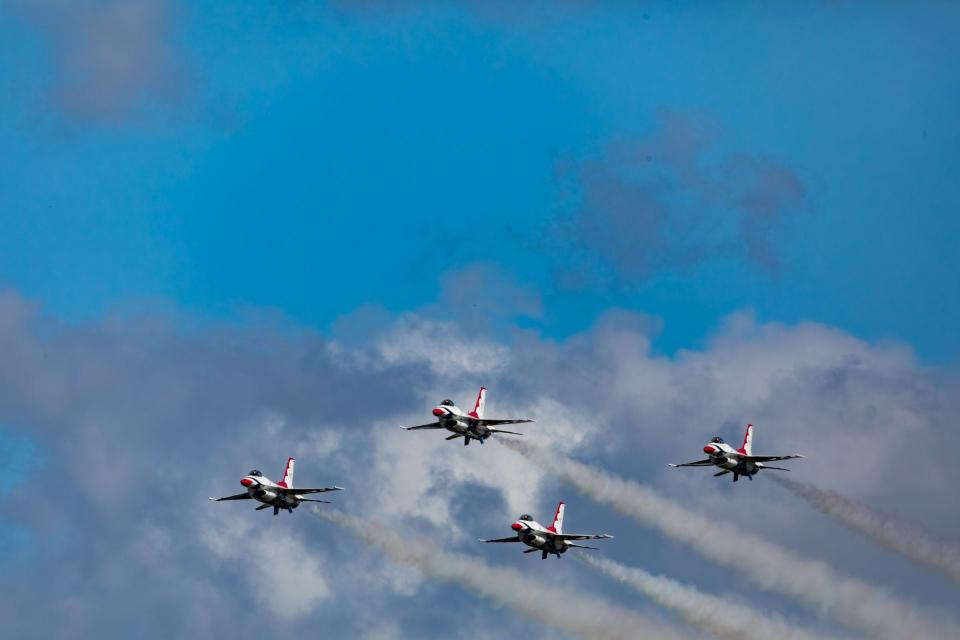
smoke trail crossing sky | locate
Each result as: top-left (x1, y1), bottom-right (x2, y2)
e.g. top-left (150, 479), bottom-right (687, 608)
top-left (501, 439), bottom-right (957, 639)
top-left (579, 554), bottom-right (831, 640)
top-left (313, 508), bottom-right (689, 640)
top-left (770, 475), bottom-right (960, 585)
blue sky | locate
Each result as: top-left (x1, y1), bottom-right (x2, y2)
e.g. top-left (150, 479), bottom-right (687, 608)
top-left (2, 1), bottom-right (958, 360)
top-left (2, 2), bottom-right (960, 638)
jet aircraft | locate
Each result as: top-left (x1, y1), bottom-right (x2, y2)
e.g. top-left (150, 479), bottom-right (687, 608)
top-left (401, 386), bottom-right (533, 445)
top-left (209, 457), bottom-right (343, 515)
top-left (479, 502), bottom-right (613, 559)
top-left (669, 424), bottom-right (804, 482)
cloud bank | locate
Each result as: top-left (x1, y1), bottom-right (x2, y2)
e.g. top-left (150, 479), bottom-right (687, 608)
top-left (1, 287), bottom-right (958, 638)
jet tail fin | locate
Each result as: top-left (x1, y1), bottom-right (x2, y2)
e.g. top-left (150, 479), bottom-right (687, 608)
top-left (279, 457), bottom-right (295, 488)
top-left (548, 501), bottom-right (565, 534)
top-left (468, 386), bottom-right (487, 419)
top-left (738, 424), bottom-right (754, 456)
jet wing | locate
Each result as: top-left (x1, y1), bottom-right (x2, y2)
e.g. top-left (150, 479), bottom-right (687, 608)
top-left (742, 454), bottom-right (804, 462)
top-left (479, 536), bottom-right (521, 543)
top-left (475, 419), bottom-right (534, 426)
top-left (277, 486), bottom-right (344, 495)
top-left (400, 422), bottom-right (444, 430)
top-left (209, 493), bottom-right (252, 501)
top-left (488, 427), bottom-right (524, 436)
top-left (668, 459), bottom-right (714, 467)
top-left (556, 533), bottom-right (613, 541)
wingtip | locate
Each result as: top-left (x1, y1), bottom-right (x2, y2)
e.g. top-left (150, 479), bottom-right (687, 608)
top-left (668, 464), bottom-right (679, 467)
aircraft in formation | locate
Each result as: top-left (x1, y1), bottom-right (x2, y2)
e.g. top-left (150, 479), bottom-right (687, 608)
top-left (479, 501), bottom-right (613, 559)
top-left (210, 389), bottom-right (804, 581)
top-left (669, 423), bottom-right (804, 482)
top-left (400, 386), bottom-right (534, 446)
top-left (209, 457), bottom-right (343, 515)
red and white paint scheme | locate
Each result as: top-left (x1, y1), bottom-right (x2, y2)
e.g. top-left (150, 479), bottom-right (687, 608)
top-left (400, 386), bottom-right (533, 446)
top-left (670, 424), bottom-right (804, 482)
top-left (209, 457), bottom-right (343, 515)
top-left (480, 501), bottom-right (613, 560)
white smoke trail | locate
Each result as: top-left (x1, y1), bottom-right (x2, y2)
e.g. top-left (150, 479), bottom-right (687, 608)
top-left (770, 475), bottom-right (960, 585)
top-left (313, 508), bottom-right (689, 640)
top-left (500, 439), bottom-right (957, 639)
top-left (579, 554), bottom-right (830, 640)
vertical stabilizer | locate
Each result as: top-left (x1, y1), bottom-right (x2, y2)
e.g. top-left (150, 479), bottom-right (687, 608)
top-left (548, 501), bottom-right (565, 534)
top-left (469, 386), bottom-right (487, 419)
top-left (279, 457), bottom-right (295, 488)
top-left (739, 424), bottom-right (754, 456)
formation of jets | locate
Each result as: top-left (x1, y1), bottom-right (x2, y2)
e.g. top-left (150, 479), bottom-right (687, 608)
top-left (210, 387), bottom-right (804, 567)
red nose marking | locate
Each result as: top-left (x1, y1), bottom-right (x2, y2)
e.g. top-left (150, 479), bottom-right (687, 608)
top-left (511, 522), bottom-right (523, 531)
top-left (433, 408), bottom-right (445, 417)
top-left (240, 478), bottom-right (254, 486)
top-left (704, 445), bottom-right (717, 454)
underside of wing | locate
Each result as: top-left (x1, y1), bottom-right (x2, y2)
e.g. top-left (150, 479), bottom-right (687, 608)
top-left (279, 486), bottom-right (344, 495)
top-left (669, 459), bottom-right (714, 467)
top-left (479, 536), bottom-right (521, 543)
top-left (557, 533), bottom-right (613, 541)
top-left (401, 422), bottom-right (444, 430)
top-left (744, 454), bottom-right (804, 462)
top-left (475, 418), bottom-right (534, 426)
top-left (209, 492), bottom-right (252, 501)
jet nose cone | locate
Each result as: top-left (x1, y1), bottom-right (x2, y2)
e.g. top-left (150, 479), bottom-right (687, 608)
top-left (511, 522), bottom-right (523, 531)
top-left (703, 445), bottom-right (717, 455)
top-left (432, 408), bottom-right (445, 417)
top-left (240, 478), bottom-right (254, 487)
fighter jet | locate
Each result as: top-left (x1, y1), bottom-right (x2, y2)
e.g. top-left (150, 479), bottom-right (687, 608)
top-left (670, 424), bottom-right (804, 482)
top-left (209, 457), bottom-right (343, 515)
top-left (479, 502), bottom-right (613, 559)
top-left (401, 386), bottom-right (533, 446)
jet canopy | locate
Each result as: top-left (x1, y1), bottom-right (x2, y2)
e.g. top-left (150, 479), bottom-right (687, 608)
top-left (248, 470), bottom-right (263, 477)
top-left (519, 514), bottom-right (533, 521)
top-left (710, 437), bottom-right (725, 444)
top-left (440, 399), bottom-right (455, 407)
